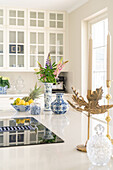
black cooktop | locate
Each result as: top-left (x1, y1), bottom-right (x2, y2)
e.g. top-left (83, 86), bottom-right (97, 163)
top-left (0, 117), bottom-right (64, 147)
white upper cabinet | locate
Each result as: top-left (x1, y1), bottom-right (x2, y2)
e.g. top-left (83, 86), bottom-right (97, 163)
top-left (29, 10), bottom-right (45, 28)
top-left (28, 31), bottom-right (45, 68)
top-left (0, 30), bottom-right (4, 67)
top-left (0, 8), bottom-right (66, 72)
top-left (0, 9), bottom-right (4, 26)
top-left (8, 30), bottom-right (25, 68)
top-left (8, 9), bottom-right (25, 27)
top-left (48, 32), bottom-right (64, 64)
top-left (48, 12), bottom-right (64, 29)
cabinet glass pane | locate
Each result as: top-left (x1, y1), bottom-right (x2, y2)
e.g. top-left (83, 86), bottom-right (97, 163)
top-left (9, 19), bottom-right (16, 25)
top-left (38, 12), bottom-right (44, 19)
top-left (57, 14), bottom-right (63, 20)
top-left (9, 44), bottom-right (16, 53)
top-left (0, 31), bottom-right (3, 43)
top-left (50, 33), bottom-right (56, 45)
top-left (38, 46), bottom-right (44, 54)
top-left (9, 10), bottom-right (16, 17)
top-left (0, 55), bottom-right (3, 67)
top-left (0, 44), bottom-right (3, 53)
top-left (57, 56), bottom-right (62, 63)
top-left (18, 55), bottom-right (24, 67)
top-left (30, 45), bottom-right (36, 54)
top-left (38, 56), bottom-right (44, 67)
top-left (57, 22), bottom-right (63, 28)
top-left (30, 12), bottom-right (36, 18)
top-left (57, 46), bottom-right (63, 55)
top-left (57, 34), bottom-right (63, 45)
top-left (30, 55), bottom-right (37, 67)
top-left (50, 21), bottom-right (56, 28)
top-left (0, 18), bottom-right (3, 25)
top-left (18, 11), bottom-right (24, 17)
top-left (50, 13), bottom-right (56, 20)
top-left (18, 19), bottom-right (24, 26)
top-left (30, 32), bottom-right (36, 44)
top-left (0, 10), bottom-right (3, 16)
top-left (9, 55), bottom-right (16, 67)
top-left (51, 56), bottom-right (56, 64)
top-left (17, 45), bottom-right (24, 54)
top-left (18, 32), bottom-right (24, 43)
top-left (30, 20), bottom-right (36, 26)
top-left (38, 20), bottom-right (44, 27)
top-left (9, 31), bottom-right (16, 43)
top-left (50, 46), bottom-right (56, 54)
top-left (38, 33), bottom-right (44, 44)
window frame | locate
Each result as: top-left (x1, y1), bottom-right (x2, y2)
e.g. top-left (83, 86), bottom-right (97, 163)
top-left (88, 13), bottom-right (108, 93)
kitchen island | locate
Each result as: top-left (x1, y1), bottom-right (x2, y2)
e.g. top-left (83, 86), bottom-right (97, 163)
top-left (0, 94), bottom-right (112, 170)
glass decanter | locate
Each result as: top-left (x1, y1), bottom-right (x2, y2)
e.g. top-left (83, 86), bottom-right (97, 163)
top-left (16, 76), bottom-right (24, 93)
top-left (87, 124), bottom-right (112, 166)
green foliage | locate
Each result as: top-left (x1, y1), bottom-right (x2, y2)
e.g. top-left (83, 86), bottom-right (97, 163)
top-left (22, 83), bottom-right (42, 101)
top-left (0, 77), bottom-right (10, 88)
top-left (36, 62), bottom-right (57, 83)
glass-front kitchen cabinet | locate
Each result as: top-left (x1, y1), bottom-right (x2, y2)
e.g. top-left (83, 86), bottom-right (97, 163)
top-left (49, 32), bottom-right (64, 64)
top-left (8, 30), bottom-right (25, 68)
top-left (28, 31), bottom-right (45, 68)
top-left (0, 30), bottom-right (4, 68)
top-left (0, 8), bottom-right (65, 72)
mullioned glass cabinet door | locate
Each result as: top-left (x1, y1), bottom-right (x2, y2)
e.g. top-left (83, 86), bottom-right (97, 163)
top-left (0, 30), bottom-right (4, 67)
top-left (49, 32), bottom-right (64, 64)
top-left (0, 9), bottom-right (4, 25)
top-left (8, 30), bottom-right (25, 68)
top-left (8, 9), bottom-right (25, 27)
top-left (49, 12), bottom-right (64, 29)
top-left (29, 11), bottom-right (45, 28)
top-left (29, 31), bottom-right (45, 68)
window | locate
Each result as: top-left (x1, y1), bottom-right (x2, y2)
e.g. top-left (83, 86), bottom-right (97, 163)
top-left (89, 16), bottom-right (108, 97)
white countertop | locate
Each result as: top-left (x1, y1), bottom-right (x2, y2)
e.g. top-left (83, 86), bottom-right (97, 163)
top-left (0, 95), bottom-right (113, 170)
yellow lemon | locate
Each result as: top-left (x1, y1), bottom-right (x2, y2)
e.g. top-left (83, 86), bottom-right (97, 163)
top-left (19, 100), bottom-right (25, 105)
top-left (28, 99), bottom-right (34, 104)
top-left (15, 98), bottom-right (21, 105)
top-left (25, 102), bottom-right (29, 105)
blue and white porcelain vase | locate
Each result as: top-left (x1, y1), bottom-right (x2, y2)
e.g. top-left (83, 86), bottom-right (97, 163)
top-left (0, 86), bottom-right (8, 94)
top-left (44, 83), bottom-right (52, 111)
top-left (51, 93), bottom-right (69, 114)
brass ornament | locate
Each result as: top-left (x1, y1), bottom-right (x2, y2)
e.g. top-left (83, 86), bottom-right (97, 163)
top-left (67, 87), bottom-right (113, 152)
top-left (106, 80), bottom-right (112, 140)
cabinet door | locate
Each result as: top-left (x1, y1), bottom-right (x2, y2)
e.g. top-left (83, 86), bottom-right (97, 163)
top-left (0, 9), bottom-right (4, 25)
top-left (8, 30), bottom-right (25, 68)
top-left (8, 9), bottom-right (25, 27)
top-left (49, 32), bottom-right (64, 64)
top-left (29, 10), bottom-right (45, 28)
top-left (0, 30), bottom-right (4, 67)
top-left (29, 31), bottom-right (45, 68)
top-left (49, 12), bottom-right (64, 29)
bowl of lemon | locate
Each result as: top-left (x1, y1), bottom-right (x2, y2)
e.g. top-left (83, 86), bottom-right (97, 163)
top-left (11, 98), bottom-right (34, 112)
top-left (11, 84), bottom-right (42, 112)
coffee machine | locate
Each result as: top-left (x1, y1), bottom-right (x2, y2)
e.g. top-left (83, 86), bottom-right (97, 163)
top-left (52, 76), bottom-right (66, 93)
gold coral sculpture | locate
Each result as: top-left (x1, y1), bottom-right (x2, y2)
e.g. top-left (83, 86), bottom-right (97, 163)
top-left (67, 87), bottom-right (113, 152)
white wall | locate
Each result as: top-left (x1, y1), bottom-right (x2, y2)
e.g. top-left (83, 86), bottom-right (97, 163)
top-left (69, 0), bottom-right (109, 96)
top-left (69, 0), bottom-right (113, 137)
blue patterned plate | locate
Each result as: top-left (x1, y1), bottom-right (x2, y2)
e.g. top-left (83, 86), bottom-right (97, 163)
top-left (11, 104), bottom-right (30, 112)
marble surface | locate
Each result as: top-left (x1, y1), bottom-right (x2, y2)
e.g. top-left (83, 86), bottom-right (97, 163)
top-left (0, 94), bottom-right (113, 170)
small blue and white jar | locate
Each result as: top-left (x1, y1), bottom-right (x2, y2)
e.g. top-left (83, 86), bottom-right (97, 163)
top-left (30, 102), bottom-right (41, 115)
top-left (51, 93), bottom-right (69, 114)
top-left (0, 86), bottom-right (8, 94)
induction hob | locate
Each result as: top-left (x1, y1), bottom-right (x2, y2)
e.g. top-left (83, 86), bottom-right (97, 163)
top-left (0, 117), bottom-right (64, 147)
